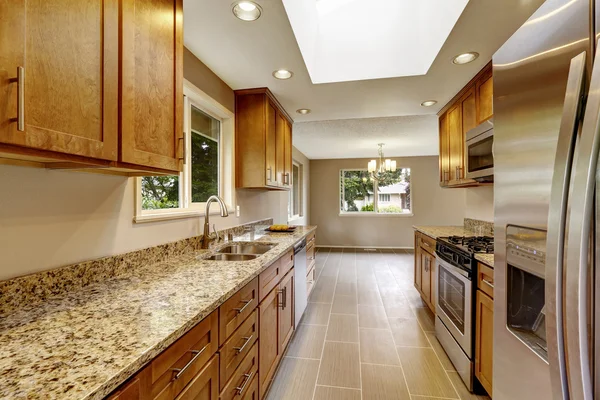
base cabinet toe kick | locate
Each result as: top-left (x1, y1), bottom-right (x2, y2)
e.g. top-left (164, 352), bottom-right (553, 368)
top-left (105, 231), bottom-right (317, 400)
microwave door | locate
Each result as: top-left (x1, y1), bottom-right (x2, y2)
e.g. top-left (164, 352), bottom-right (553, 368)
top-left (466, 129), bottom-right (493, 180)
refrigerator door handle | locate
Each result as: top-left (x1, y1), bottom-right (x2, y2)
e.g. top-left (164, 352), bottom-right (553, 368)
top-left (565, 40), bottom-right (600, 400)
top-left (546, 51), bottom-right (587, 400)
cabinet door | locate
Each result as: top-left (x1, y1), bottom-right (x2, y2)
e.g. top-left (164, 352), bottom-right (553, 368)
top-left (283, 120), bottom-right (292, 187)
top-left (174, 354), bottom-right (219, 400)
top-left (439, 113), bottom-right (450, 185)
top-left (121, 0), bottom-right (183, 172)
top-left (428, 251), bottom-right (437, 310)
top-left (275, 112), bottom-right (286, 186)
top-left (420, 250), bottom-right (431, 304)
top-left (414, 234), bottom-right (422, 292)
top-left (476, 70), bottom-right (494, 124)
top-left (0, 0), bottom-right (118, 161)
top-left (475, 290), bottom-right (494, 396)
top-left (447, 104), bottom-right (463, 182)
top-left (266, 102), bottom-right (277, 186)
top-left (279, 269), bottom-right (295, 351)
top-left (106, 378), bottom-right (140, 400)
top-left (259, 286), bottom-right (280, 397)
top-left (460, 88), bottom-right (476, 180)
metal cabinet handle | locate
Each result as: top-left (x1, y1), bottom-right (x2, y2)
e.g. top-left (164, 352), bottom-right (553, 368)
top-left (481, 278), bottom-right (494, 289)
top-left (171, 344), bottom-right (209, 380)
top-left (233, 335), bottom-right (254, 354)
top-left (17, 66), bottom-right (24, 132)
top-left (233, 299), bottom-right (253, 314)
top-left (278, 289), bottom-right (284, 309)
top-left (236, 372), bottom-right (254, 395)
top-left (267, 167), bottom-right (272, 182)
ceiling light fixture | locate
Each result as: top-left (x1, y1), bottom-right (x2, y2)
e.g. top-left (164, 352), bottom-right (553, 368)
top-left (296, 109), bottom-right (311, 115)
top-left (420, 100), bottom-right (437, 107)
top-left (232, 1), bottom-right (262, 22)
top-left (272, 69), bottom-right (293, 80)
top-left (452, 52), bottom-right (479, 65)
top-left (367, 144), bottom-right (396, 182)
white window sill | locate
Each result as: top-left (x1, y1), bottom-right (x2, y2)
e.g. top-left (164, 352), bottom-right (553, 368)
top-left (134, 207), bottom-right (234, 224)
top-left (338, 212), bottom-right (414, 218)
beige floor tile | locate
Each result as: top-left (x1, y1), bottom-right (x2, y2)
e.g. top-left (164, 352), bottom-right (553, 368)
top-left (309, 276), bottom-right (336, 303)
top-left (358, 289), bottom-right (383, 306)
top-left (335, 282), bottom-right (357, 297)
top-left (285, 324), bottom-right (327, 359)
top-left (415, 306), bottom-right (436, 332)
top-left (331, 295), bottom-right (358, 315)
top-left (359, 328), bottom-right (399, 365)
top-left (320, 264), bottom-right (340, 277)
top-left (266, 357), bottom-right (319, 400)
top-left (361, 363), bottom-right (411, 400)
top-left (358, 305), bottom-right (390, 329)
top-left (314, 386), bottom-right (361, 400)
top-left (397, 347), bottom-right (459, 398)
top-left (327, 314), bottom-right (359, 342)
top-left (426, 332), bottom-right (456, 371)
top-left (317, 342), bottom-right (361, 389)
top-left (447, 371), bottom-right (491, 400)
top-left (385, 304), bottom-right (417, 319)
top-left (389, 317), bottom-right (431, 347)
top-left (302, 302), bottom-right (331, 326)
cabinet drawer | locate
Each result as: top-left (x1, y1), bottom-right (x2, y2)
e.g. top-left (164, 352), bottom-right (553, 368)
top-left (306, 243), bottom-right (315, 267)
top-left (477, 263), bottom-right (494, 299)
top-left (259, 250), bottom-right (293, 301)
top-left (220, 310), bottom-right (258, 390)
top-left (106, 377), bottom-right (140, 400)
top-left (241, 373), bottom-right (259, 400)
top-left (307, 265), bottom-right (316, 296)
top-left (220, 343), bottom-right (259, 400)
top-left (152, 311), bottom-right (219, 400)
top-left (173, 354), bottom-right (219, 400)
top-left (306, 231), bottom-right (316, 245)
top-left (219, 278), bottom-right (258, 345)
top-left (419, 234), bottom-right (436, 254)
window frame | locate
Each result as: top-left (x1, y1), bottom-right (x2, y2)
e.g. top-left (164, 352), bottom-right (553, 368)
top-left (338, 168), bottom-right (414, 217)
top-left (288, 160), bottom-right (303, 221)
top-left (134, 79), bottom-right (235, 223)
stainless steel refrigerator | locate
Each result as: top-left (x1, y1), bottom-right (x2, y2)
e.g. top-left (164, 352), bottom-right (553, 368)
top-left (494, 0), bottom-right (600, 398)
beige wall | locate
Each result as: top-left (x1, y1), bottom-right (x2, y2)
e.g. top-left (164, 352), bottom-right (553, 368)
top-left (0, 51), bottom-right (307, 281)
top-left (184, 47), bottom-right (234, 113)
top-left (310, 156), bottom-right (467, 248)
top-left (464, 186), bottom-right (494, 222)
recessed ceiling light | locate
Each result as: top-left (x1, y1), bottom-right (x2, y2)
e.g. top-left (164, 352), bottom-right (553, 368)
top-left (420, 100), bottom-right (437, 107)
top-left (232, 1), bottom-right (262, 21)
top-left (296, 109), bottom-right (311, 115)
top-left (452, 52), bottom-right (479, 65)
top-left (272, 69), bottom-right (293, 80)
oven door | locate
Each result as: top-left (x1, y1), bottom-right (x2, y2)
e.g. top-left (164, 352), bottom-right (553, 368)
top-left (466, 128), bottom-right (494, 180)
top-left (436, 256), bottom-right (473, 357)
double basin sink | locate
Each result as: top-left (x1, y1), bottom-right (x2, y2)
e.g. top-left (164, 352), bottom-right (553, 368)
top-left (205, 243), bottom-right (277, 261)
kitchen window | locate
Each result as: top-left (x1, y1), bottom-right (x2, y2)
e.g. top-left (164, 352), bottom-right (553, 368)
top-left (134, 81), bottom-right (235, 223)
top-left (339, 168), bottom-right (412, 216)
top-left (288, 161), bottom-right (302, 220)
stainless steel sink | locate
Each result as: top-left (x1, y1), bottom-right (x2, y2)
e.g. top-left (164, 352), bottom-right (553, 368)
top-left (217, 243), bottom-right (276, 255)
top-left (204, 254), bottom-right (258, 261)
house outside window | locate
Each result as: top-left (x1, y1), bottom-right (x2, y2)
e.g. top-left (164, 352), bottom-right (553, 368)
top-left (289, 161), bottom-right (302, 220)
top-left (339, 168), bottom-right (411, 215)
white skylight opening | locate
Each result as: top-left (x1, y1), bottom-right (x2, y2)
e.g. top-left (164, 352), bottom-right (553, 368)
top-left (282, 0), bottom-right (470, 84)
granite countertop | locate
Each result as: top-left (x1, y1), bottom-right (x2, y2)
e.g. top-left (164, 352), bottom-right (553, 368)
top-left (0, 226), bottom-right (317, 400)
top-left (475, 253), bottom-right (494, 267)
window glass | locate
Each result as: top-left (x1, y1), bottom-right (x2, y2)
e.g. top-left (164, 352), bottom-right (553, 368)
top-left (340, 170), bottom-right (374, 212)
top-left (376, 168), bottom-right (411, 214)
top-left (191, 106), bottom-right (220, 203)
top-left (340, 168), bottom-right (411, 214)
top-left (141, 176), bottom-right (180, 210)
top-left (292, 164), bottom-right (300, 216)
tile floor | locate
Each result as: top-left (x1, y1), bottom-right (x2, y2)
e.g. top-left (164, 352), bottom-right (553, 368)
top-left (266, 247), bottom-right (491, 400)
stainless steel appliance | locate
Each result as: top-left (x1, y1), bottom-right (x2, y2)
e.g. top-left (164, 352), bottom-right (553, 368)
top-left (465, 119), bottom-right (494, 181)
top-left (435, 236), bottom-right (494, 391)
top-left (293, 238), bottom-right (307, 327)
top-left (494, 0), bottom-right (600, 398)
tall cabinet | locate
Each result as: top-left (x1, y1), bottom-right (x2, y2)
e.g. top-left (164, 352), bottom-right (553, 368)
top-left (235, 88), bottom-right (293, 190)
top-left (438, 62), bottom-right (493, 188)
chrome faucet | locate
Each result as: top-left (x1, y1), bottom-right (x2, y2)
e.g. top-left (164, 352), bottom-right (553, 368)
top-left (201, 195), bottom-right (229, 249)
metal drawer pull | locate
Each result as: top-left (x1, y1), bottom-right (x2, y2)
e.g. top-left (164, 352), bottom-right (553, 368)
top-left (233, 299), bottom-right (253, 314)
top-left (283, 286), bottom-right (287, 309)
top-left (171, 344), bottom-right (209, 380)
top-left (234, 335), bottom-right (254, 354)
top-left (278, 289), bottom-right (284, 309)
top-left (482, 279), bottom-right (494, 289)
top-left (236, 371), bottom-right (254, 395)
top-left (17, 66), bottom-right (25, 132)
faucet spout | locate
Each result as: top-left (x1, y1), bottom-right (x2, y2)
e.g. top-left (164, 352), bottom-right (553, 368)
top-left (201, 195), bottom-right (229, 249)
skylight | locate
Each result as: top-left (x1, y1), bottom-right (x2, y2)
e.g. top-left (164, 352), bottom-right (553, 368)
top-left (282, 0), bottom-right (470, 84)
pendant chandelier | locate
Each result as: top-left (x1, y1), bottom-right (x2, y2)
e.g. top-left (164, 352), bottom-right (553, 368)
top-left (367, 143), bottom-right (396, 181)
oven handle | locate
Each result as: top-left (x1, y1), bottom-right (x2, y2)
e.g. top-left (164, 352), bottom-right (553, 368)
top-left (436, 256), bottom-right (471, 281)
top-left (546, 51), bottom-right (586, 400)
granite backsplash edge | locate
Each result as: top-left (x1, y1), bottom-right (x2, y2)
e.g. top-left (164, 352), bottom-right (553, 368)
top-left (0, 218), bottom-right (273, 316)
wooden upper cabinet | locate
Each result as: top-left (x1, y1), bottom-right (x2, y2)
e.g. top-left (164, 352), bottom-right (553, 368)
top-left (439, 114), bottom-right (450, 185)
top-left (0, 0), bottom-right (119, 161)
top-left (235, 88), bottom-right (293, 190)
top-left (476, 69), bottom-right (494, 124)
top-left (120, 0), bottom-right (183, 173)
top-left (447, 104), bottom-right (462, 182)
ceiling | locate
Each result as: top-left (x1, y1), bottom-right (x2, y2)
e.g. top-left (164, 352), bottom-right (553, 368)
top-left (184, 0), bottom-right (544, 158)
top-left (282, 0), bottom-right (469, 83)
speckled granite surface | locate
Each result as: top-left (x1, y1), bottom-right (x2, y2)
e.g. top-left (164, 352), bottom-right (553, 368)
top-left (475, 253), bottom-right (494, 266)
top-left (412, 225), bottom-right (473, 239)
top-left (0, 224), bottom-right (316, 400)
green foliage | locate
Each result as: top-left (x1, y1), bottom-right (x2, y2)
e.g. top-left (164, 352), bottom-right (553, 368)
top-left (361, 203), bottom-right (374, 211)
top-left (141, 176), bottom-right (179, 210)
top-left (191, 134), bottom-right (219, 203)
top-left (341, 168), bottom-right (412, 213)
top-left (378, 204), bottom-right (404, 213)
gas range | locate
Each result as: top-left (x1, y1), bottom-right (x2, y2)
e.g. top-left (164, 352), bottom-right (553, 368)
top-left (436, 235), bottom-right (494, 276)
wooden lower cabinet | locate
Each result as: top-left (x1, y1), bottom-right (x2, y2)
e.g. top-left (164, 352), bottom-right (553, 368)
top-left (220, 344), bottom-right (258, 400)
top-left (475, 289), bottom-right (494, 397)
top-left (258, 284), bottom-right (281, 397)
top-left (278, 270), bottom-right (295, 351)
top-left (242, 374), bottom-right (259, 400)
top-left (414, 231), bottom-right (436, 313)
top-left (176, 355), bottom-right (219, 400)
top-left (106, 378), bottom-right (140, 400)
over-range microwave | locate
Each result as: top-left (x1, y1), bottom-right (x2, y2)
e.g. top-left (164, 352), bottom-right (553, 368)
top-left (465, 119), bottom-right (494, 181)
